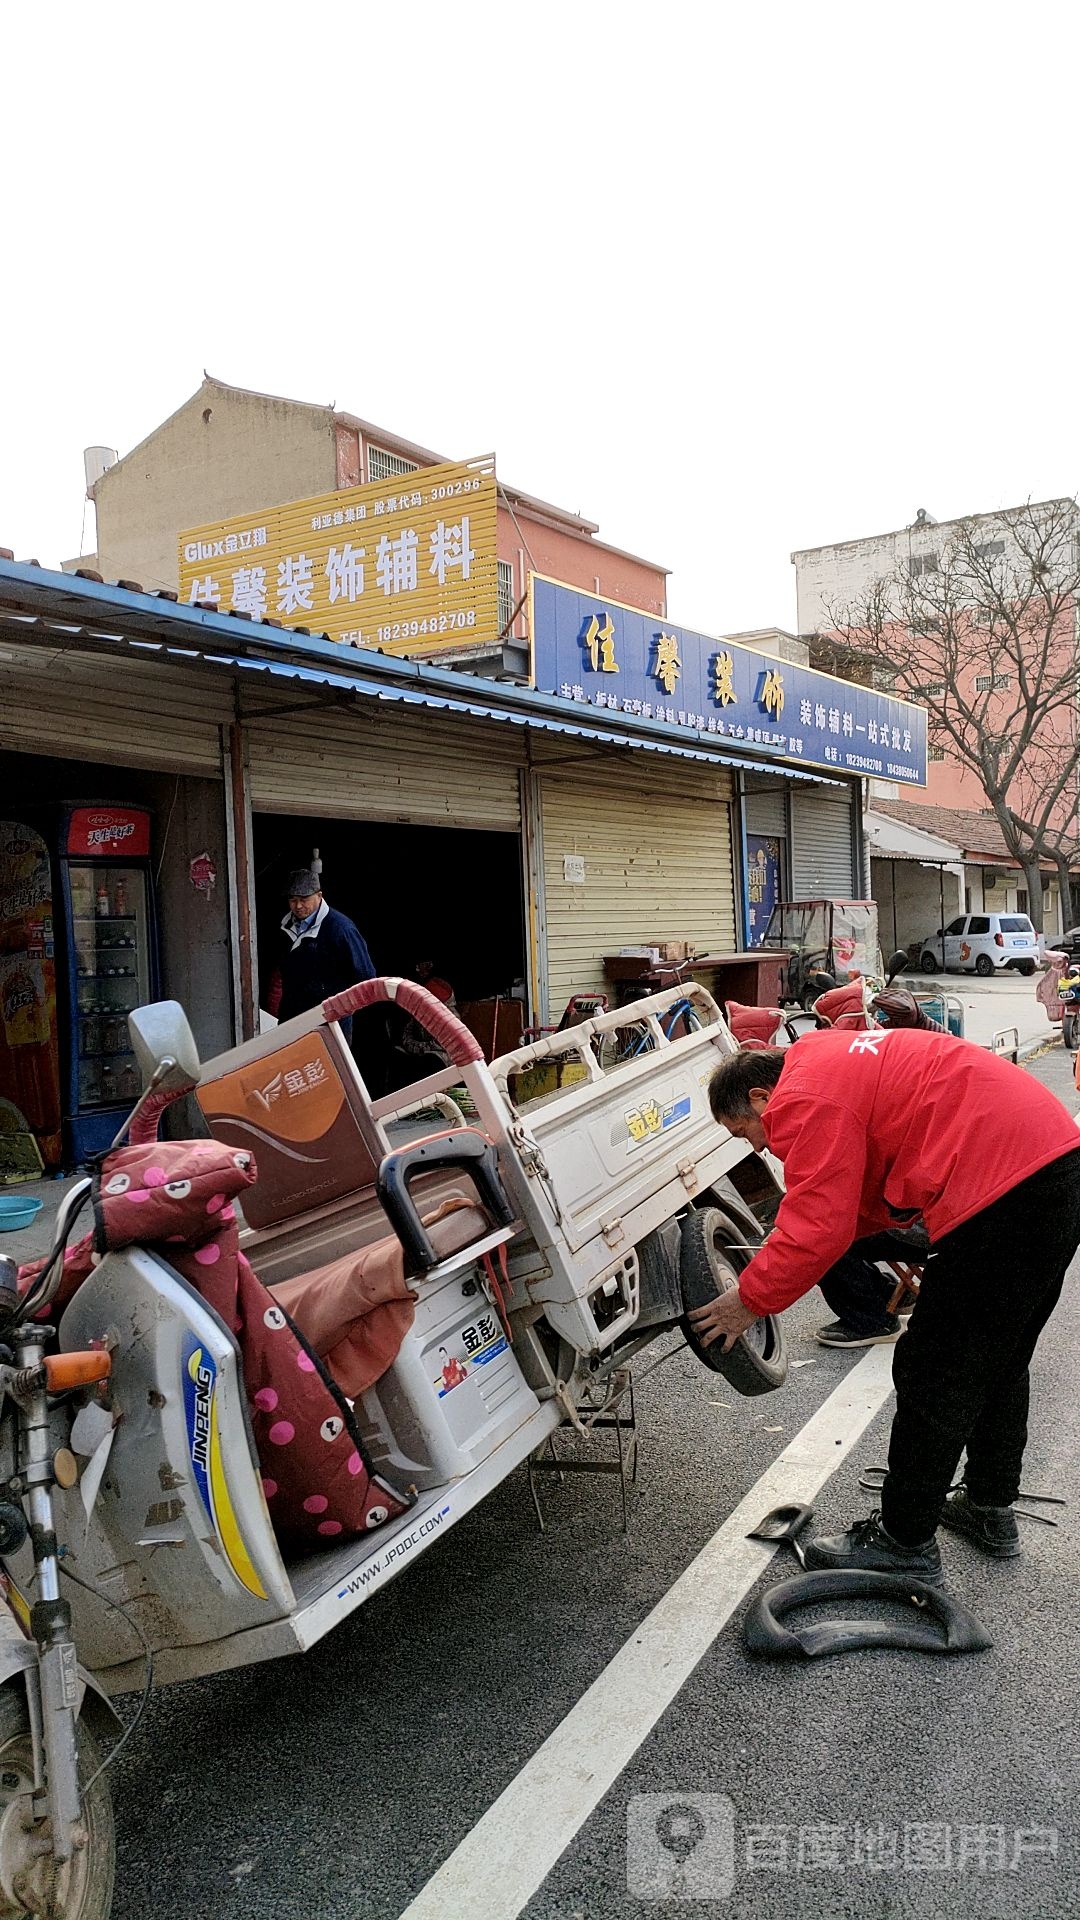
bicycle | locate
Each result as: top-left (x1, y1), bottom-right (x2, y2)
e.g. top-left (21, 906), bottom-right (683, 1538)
top-left (596, 990), bottom-right (702, 1069)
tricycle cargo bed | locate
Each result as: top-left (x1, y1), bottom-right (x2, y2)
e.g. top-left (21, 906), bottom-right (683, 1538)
top-left (488, 986), bottom-right (754, 1343)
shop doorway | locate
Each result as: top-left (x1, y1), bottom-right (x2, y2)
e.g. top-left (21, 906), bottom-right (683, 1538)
top-left (252, 814), bottom-right (527, 1083)
top-left (0, 750), bottom-right (233, 1171)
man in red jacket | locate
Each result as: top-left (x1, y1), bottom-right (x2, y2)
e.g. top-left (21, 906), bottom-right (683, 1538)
top-left (692, 1028), bottom-right (1080, 1585)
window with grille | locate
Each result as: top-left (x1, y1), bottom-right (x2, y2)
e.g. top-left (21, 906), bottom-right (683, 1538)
top-left (908, 552), bottom-right (939, 577)
top-left (497, 559), bottom-right (515, 634)
top-left (974, 673), bottom-right (1011, 692)
top-left (928, 743), bottom-right (946, 760)
top-left (974, 539), bottom-right (1005, 560)
top-left (367, 445), bottom-right (419, 483)
top-left (918, 682), bottom-right (945, 697)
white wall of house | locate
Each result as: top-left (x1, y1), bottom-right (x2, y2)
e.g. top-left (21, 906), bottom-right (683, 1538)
top-left (872, 858), bottom-right (964, 956)
top-left (792, 499), bottom-right (1077, 635)
top-left (967, 868), bottom-right (1063, 934)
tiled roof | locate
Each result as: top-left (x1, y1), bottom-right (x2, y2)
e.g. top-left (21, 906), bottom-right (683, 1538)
top-left (873, 796), bottom-right (1075, 871)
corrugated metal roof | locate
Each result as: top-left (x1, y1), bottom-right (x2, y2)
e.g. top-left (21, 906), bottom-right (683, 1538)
top-left (0, 556), bottom-right (843, 784)
top-left (218, 652), bottom-right (837, 776)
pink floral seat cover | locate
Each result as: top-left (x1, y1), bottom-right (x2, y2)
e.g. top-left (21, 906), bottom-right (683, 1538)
top-left (20, 1136), bottom-right (410, 1550)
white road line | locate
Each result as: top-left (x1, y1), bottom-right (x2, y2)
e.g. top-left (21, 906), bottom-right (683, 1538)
top-left (398, 1343), bottom-right (896, 1920)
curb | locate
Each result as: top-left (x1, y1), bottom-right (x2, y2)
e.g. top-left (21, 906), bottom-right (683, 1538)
top-left (1018, 1033), bottom-right (1063, 1063)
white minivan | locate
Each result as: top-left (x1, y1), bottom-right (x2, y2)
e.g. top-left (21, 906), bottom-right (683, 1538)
top-left (919, 912), bottom-right (1038, 977)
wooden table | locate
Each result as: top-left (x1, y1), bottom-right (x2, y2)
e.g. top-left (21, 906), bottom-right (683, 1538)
top-left (604, 951), bottom-right (791, 1008)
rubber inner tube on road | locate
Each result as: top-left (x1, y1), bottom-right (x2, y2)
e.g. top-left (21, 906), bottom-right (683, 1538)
top-left (744, 1568), bottom-right (993, 1659)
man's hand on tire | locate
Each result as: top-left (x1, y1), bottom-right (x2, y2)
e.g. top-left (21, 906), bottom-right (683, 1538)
top-left (688, 1289), bottom-right (758, 1352)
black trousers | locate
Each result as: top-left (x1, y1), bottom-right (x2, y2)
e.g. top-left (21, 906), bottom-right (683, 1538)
top-left (819, 1235), bottom-right (913, 1334)
top-left (880, 1148), bottom-right (1080, 1544)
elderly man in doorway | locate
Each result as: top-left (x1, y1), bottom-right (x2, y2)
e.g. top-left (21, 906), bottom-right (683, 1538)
top-left (692, 1027), bottom-right (1080, 1585)
top-left (266, 868), bottom-right (375, 1042)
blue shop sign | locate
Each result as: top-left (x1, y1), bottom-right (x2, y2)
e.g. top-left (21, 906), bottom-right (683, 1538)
top-left (529, 577), bottom-right (927, 787)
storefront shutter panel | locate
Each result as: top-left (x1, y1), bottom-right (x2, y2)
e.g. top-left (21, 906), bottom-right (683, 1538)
top-left (246, 701), bottom-right (522, 830)
top-left (0, 645), bottom-right (232, 776)
top-left (743, 781), bottom-right (787, 836)
top-left (538, 763), bottom-right (735, 1016)
top-left (789, 786), bottom-right (855, 895)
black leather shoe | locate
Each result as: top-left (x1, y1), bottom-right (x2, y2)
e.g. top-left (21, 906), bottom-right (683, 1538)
top-left (803, 1511), bottom-right (944, 1586)
top-left (939, 1486), bottom-right (1020, 1559)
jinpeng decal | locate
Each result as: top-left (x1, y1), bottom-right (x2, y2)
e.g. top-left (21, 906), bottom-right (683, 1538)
top-left (432, 1315), bottom-right (507, 1397)
top-left (623, 1094), bottom-right (692, 1150)
top-left (182, 1334), bottom-right (266, 1598)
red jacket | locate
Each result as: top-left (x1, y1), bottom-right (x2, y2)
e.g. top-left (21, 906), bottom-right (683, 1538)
top-left (737, 1027), bottom-right (1080, 1317)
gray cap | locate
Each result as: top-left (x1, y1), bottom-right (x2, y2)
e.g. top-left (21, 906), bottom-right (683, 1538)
top-left (286, 868), bottom-right (320, 898)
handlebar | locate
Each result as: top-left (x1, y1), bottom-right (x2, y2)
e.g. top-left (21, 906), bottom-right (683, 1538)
top-left (377, 1128), bottom-right (517, 1271)
top-left (322, 977), bottom-right (484, 1067)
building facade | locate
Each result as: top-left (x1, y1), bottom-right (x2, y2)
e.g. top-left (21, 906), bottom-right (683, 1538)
top-left (0, 557), bottom-right (890, 1169)
top-left (70, 376), bottom-right (669, 666)
top-left (792, 498), bottom-right (1080, 930)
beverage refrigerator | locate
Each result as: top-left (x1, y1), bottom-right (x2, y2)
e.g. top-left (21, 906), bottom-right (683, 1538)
top-left (58, 807), bottom-right (160, 1161)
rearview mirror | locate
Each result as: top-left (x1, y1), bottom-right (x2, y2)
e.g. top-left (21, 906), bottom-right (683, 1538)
top-left (127, 1001), bottom-right (201, 1097)
top-left (886, 950), bottom-right (910, 983)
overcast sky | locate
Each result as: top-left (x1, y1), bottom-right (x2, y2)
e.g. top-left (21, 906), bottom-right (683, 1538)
top-left (3, 1), bottom-right (1077, 636)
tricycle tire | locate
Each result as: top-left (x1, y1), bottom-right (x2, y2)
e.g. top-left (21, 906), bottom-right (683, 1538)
top-left (0, 1682), bottom-right (115, 1918)
top-left (679, 1205), bottom-right (788, 1396)
top-left (1064, 1009), bottom-right (1080, 1052)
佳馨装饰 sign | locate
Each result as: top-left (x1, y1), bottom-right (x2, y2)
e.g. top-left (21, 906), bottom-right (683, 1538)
top-left (178, 457), bottom-right (498, 657)
top-left (529, 578), bottom-right (927, 786)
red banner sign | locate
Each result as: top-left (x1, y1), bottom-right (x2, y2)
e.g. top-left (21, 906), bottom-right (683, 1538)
top-left (65, 808), bottom-right (151, 860)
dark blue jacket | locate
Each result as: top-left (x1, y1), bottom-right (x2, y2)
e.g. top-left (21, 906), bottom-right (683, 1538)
top-left (277, 903), bottom-right (375, 1025)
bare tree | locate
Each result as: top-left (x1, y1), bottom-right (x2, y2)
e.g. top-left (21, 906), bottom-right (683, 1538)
top-left (819, 498), bottom-right (1080, 932)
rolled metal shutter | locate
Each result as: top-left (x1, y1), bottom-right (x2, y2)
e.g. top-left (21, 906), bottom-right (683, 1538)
top-left (0, 644), bottom-right (232, 777)
top-left (743, 778), bottom-right (787, 837)
top-left (247, 699), bottom-right (522, 830)
top-left (538, 759), bottom-right (736, 1017)
top-left (789, 784), bottom-right (856, 894)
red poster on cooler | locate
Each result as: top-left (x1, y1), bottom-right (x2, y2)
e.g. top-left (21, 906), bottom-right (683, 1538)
top-left (0, 823), bottom-right (62, 1171)
top-left (65, 808), bottom-right (151, 860)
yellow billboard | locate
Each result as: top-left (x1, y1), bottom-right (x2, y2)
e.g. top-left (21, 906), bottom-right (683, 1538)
top-left (178, 456), bottom-right (498, 657)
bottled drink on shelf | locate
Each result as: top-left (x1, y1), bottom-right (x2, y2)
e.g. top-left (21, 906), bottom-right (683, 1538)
top-left (112, 879), bottom-right (127, 917)
top-left (96, 884), bottom-right (109, 919)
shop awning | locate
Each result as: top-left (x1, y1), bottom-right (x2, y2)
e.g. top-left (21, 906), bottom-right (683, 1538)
top-left (865, 808), bottom-right (964, 866)
top-left (0, 557), bottom-right (844, 784)
top-left (213, 652), bottom-right (842, 779)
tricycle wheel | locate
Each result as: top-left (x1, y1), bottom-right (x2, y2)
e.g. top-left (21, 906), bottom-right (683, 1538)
top-left (1064, 1009), bottom-right (1080, 1052)
top-left (0, 1683), bottom-right (115, 1919)
top-left (679, 1206), bottom-right (788, 1396)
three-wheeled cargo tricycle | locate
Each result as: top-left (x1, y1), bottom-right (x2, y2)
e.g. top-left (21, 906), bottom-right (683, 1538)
top-left (0, 975), bottom-right (787, 1914)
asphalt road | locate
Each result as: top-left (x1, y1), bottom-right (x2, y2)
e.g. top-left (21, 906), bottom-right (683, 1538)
top-left (103, 1042), bottom-right (1080, 1920)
